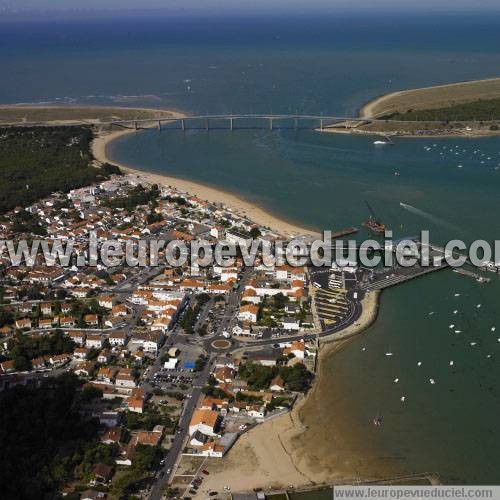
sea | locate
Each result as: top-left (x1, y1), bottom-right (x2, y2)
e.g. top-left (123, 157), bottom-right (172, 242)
top-left (2, 10), bottom-right (500, 485)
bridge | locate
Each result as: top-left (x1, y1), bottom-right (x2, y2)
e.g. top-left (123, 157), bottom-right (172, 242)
top-left (107, 113), bottom-right (375, 132)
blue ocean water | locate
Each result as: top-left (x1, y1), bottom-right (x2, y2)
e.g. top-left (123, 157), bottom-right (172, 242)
top-left (2, 10), bottom-right (500, 484)
top-left (2, 12), bottom-right (500, 115)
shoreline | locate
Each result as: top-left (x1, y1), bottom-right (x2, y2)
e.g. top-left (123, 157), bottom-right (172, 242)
top-left (197, 292), bottom-right (384, 495)
top-left (359, 77), bottom-right (500, 119)
top-left (0, 104), bottom-right (185, 126)
top-left (92, 128), bottom-right (321, 238)
top-left (319, 77), bottom-right (500, 138)
top-left (318, 124), bottom-right (500, 139)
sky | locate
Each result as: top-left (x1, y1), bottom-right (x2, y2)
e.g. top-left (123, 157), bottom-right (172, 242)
top-left (1, 0), bottom-right (500, 13)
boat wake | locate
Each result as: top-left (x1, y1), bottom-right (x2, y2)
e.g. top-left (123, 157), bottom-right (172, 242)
top-left (399, 202), bottom-right (461, 233)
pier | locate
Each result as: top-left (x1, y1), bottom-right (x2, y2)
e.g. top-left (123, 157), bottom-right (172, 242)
top-left (359, 260), bottom-right (450, 291)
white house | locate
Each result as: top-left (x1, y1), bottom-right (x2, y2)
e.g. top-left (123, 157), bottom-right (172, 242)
top-left (86, 335), bottom-right (103, 349)
top-left (115, 370), bottom-right (136, 389)
top-left (282, 317), bottom-right (301, 331)
top-left (189, 409), bottom-right (219, 436)
top-left (73, 347), bottom-right (90, 360)
top-left (109, 331), bottom-right (127, 346)
top-left (164, 358), bottom-right (179, 370)
top-left (283, 340), bottom-right (305, 360)
top-left (237, 304), bottom-right (259, 323)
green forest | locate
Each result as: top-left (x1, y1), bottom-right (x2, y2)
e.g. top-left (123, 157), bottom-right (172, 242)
top-left (0, 374), bottom-right (163, 499)
top-left (0, 126), bottom-right (114, 213)
top-left (0, 374), bottom-right (100, 499)
top-left (383, 97), bottom-right (500, 122)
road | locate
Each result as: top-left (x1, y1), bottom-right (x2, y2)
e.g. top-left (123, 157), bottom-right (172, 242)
top-left (143, 266), bottom-right (362, 499)
top-left (146, 269), bottom-right (253, 498)
top-left (148, 355), bottom-right (214, 500)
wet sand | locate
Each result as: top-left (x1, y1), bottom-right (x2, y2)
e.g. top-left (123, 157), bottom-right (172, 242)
top-left (196, 292), bottom-right (392, 496)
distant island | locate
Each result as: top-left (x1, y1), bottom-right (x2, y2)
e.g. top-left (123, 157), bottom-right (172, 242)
top-left (0, 105), bottom-right (181, 126)
top-left (323, 77), bottom-right (500, 137)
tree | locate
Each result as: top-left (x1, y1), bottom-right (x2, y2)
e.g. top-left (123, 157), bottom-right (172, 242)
top-left (0, 374), bottom-right (100, 499)
top-left (273, 292), bottom-right (288, 310)
top-left (250, 227), bottom-right (262, 239)
top-left (279, 363), bottom-right (314, 392)
top-left (13, 355), bottom-right (30, 372)
top-left (0, 126), bottom-right (111, 213)
top-left (194, 355), bottom-right (208, 372)
top-left (100, 162), bottom-right (123, 176)
top-left (78, 385), bottom-right (103, 404)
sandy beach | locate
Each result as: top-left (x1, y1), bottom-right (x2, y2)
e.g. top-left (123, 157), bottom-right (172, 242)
top-left (196, 292), bottom-right (383, 495)
top-left (92, 129), bottom-right (320, 238)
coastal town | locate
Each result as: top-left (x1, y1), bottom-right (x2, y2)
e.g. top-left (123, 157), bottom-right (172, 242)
top-left (2, 109), bottom-right (482, 499)
top-left (0, 156), bottom-right (375, 500)
top-left (4, 1), bottom-right (500, 497)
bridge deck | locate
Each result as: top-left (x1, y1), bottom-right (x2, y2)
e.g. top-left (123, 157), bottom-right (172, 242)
top-left (359, 262), bottom-right (449, 291)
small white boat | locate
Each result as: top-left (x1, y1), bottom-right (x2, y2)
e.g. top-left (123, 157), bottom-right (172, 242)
top-left (417, 361), bottom-right (422, 367)
top-left (449, 324), bottom-right (455, 329)
top-left (470, 342), bottom-right (477, 346)
top-left (454, 293), bottom-right (460, 297)
top-left (400, 396), bottom-right (406, 402)
top-left (491, 327), bottom-right (496, 332)
top-left (394, 378), bottom-right (399, 383)
top-left (373, 140), bottom-right (389, 145)
top-left (477, 304), bottom-right (482, 308)
top-left (449, 361), bottom-right (454, 366)
top-left (454, 330), bottom-right (462, 334)
top-left (429, 378), bottom-right (436, 385)
top-left (453, 310), bottom-right (458, 314)
top-left (385, 352), bottom-right (394, 357)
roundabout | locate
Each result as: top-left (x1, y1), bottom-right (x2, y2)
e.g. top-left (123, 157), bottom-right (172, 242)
top-left (211, 338), bottom-right (232, 350)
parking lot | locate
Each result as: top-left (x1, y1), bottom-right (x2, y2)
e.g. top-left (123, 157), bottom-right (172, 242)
top-left (152, 369), bottom-right (194, 390)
